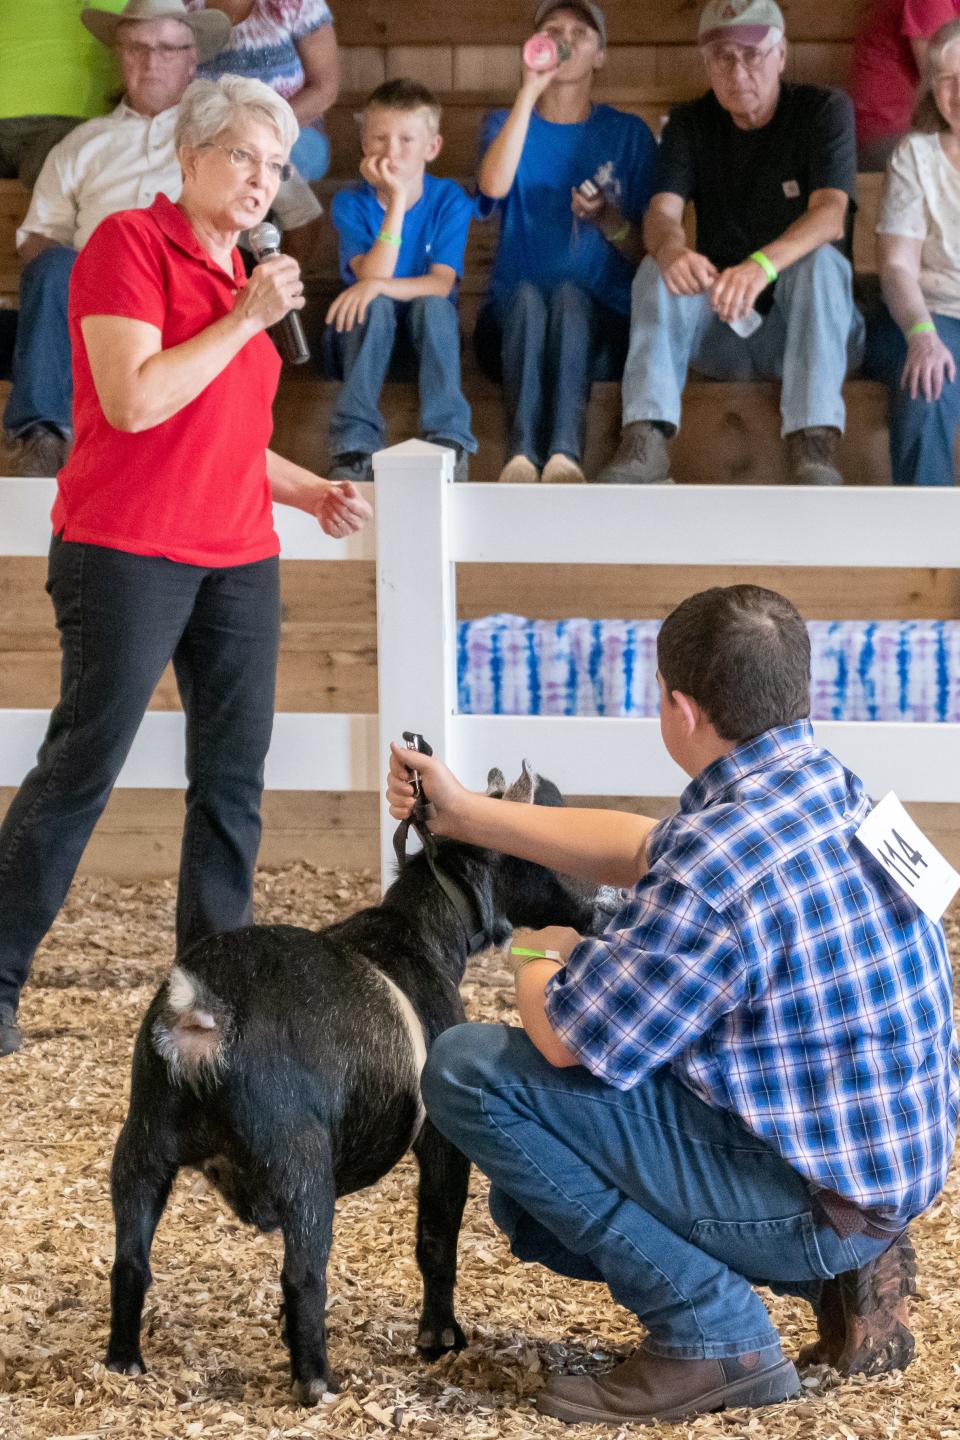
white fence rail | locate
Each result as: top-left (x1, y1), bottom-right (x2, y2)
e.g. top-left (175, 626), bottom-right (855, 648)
top-left (374, 442), bottom-right (960, 886)
top-left (2, 453), bottom-right (960, 895)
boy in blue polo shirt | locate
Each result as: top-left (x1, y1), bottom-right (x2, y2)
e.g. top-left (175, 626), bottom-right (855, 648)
top-left (326, 79), bottom-right (476, 482)
top-left (476, 1), bottom-right (657, 483)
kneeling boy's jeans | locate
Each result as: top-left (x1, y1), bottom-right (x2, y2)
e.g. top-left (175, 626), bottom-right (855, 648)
top-left (422, 1023), bottom-right (892, 1359)
top-left (327, 293), bottom-right (475, 457)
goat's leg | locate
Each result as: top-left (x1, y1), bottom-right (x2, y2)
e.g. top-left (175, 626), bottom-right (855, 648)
top-left (412, 1119), bottom-right (469, 1358)
top-left (105, 1120), bottom-right (178, 1375)
top-left (279, 1149), bottom-right (338, 1404)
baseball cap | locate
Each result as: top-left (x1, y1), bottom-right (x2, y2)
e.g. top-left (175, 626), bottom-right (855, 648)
top-left (698, 0), bottom-right (785, 47)
top-left (533, 0), bottom-right (607, 50)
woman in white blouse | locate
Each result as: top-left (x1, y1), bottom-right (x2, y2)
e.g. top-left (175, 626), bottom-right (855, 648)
top-left (872, 19), bottom-right (960, 486)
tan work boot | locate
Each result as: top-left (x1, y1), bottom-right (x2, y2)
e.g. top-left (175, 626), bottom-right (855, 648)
top-left (798, 1229), bottom-right (917, 1376)
top-left (1, 426), bottom-right (70, 477)
top-left (785, 426), bottom-right (843, 485)
top-left (596, 421), bottom-right (672, 485)
top-left (497, 454), bottom-right (539, 484)
top-left (541, 453), bottom-right (585, 484)
top-left (537, 1346), bottom-right (800, 1425)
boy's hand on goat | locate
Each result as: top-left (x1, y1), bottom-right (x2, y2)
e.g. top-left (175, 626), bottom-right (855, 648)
top-left (387, 743), bottom-right (468, 833)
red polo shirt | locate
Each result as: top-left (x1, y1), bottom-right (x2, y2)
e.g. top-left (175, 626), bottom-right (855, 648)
top-left (55, 193), bottom-right (282, 567)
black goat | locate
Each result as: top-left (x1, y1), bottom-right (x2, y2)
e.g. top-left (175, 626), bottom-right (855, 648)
top-left (105, 763), bottom-right (623, 1403)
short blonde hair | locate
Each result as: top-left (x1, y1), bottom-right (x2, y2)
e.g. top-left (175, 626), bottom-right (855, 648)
top-left (176, 75), bottom-right (298, 157)
top-left (363, 78), bottom-right (442, 138)
top-left (912, 18), bottom-right (960, 133)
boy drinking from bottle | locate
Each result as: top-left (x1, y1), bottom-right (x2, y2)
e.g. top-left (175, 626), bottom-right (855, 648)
top-left (475, 1), bottom-right (657, 483)
top-left (326, 79), bottom-right (476, 483)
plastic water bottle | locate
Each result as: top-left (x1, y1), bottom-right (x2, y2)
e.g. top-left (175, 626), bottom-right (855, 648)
top-left (728, 309), bottom-right (763, 338)
top-left (522, 32), bottom-right (572, 70)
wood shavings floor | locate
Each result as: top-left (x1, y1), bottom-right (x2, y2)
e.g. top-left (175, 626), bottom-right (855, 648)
top-left (1, 866), bottom-right (958, 1440)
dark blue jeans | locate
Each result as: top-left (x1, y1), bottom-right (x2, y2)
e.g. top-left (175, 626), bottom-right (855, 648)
top-left (474, 280), bottom-right (630, 467)
top-left (864, 304), bottom-right (960, 486)
top-left (0, 537), bottom-right (280, 1012)
top-left (3, 244), bottom-right (77, 439)
top-left (327, 293), bottom-right (475, 456)
top-left (422, 1023), bottom-right (892, 1359)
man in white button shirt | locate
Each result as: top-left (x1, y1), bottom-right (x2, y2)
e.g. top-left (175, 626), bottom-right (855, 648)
top-left (0, 0), bottom-right (229, 476)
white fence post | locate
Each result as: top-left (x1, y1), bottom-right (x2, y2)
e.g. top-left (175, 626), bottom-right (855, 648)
top-left (375, 440), bottom-right (457, 891)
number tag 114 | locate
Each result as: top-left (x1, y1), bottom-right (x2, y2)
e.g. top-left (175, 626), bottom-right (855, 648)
top-left (855, 792), bottom-right (960, 922)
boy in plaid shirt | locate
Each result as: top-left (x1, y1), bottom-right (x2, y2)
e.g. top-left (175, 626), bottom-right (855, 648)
top-left (387, 584), bottom-right (957, 1426)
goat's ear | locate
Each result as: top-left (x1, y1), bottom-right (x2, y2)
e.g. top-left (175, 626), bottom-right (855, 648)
top-left (504, 759), bottom-right (537, 804)
top-left (485, 767), bottom-right (506, 798)
top-left (532, 772), bottom-right (565, 808)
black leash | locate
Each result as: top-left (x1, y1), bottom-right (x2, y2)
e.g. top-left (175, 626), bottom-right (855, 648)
top-left (393, 733), bottom-right (488, 953)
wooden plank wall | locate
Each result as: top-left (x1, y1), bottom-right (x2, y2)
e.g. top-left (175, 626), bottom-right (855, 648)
top-left (4, 549), bottom-right (960, 876)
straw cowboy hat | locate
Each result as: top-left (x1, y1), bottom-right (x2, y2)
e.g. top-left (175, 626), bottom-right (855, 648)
top-left (81, 0), bottom-right (231, 64)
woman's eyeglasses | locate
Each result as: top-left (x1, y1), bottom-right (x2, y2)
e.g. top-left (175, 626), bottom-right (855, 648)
top-left (202, 144), bottom-right (292, 183)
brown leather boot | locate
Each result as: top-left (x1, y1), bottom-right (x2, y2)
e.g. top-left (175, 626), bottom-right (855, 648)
top-left (785, 426), bottom-right (843, 485)
top-left (596, 421), bottom-right (673, 485)
top-left (537, 1347), bottom-right (800, 1425)
top-left (798, 1229), bottom-right (917, 1376)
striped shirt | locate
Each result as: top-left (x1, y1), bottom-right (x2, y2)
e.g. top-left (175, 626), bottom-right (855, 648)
top-left (545, 721), bottom-right (959, 1225)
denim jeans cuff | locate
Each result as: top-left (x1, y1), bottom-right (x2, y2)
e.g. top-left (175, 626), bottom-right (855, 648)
top-left (640, 1333), bottom-right (782, 1361)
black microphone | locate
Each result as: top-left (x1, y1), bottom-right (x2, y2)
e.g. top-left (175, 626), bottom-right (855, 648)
top-left (248, 220), bottom-right (310, 365)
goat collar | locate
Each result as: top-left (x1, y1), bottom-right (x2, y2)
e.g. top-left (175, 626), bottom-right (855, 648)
top-left (393, 813), bottom-right (488, 953)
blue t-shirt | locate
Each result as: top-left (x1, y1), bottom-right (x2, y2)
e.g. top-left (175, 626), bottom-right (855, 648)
top-left (331, 174), bottom-right (476, 287)
top-left (479, 104), bottom-right (657, 315)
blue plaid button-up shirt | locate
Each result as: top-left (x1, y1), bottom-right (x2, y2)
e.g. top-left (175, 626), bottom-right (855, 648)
top-left (544, 721), bottom-right (959, 1224)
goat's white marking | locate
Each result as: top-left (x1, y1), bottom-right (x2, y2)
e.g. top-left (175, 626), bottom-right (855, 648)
top-left (167, 965), bottom-right (196, 1013)
top-left (376, 971), bottom-right (428, 1144)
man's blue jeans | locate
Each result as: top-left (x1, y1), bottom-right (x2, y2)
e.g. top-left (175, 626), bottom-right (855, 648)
top-left (328, 293), bottom-right (475, 457)
top-left (620, 247), bottom-right (865, 438)
top-left (0, 537), bottom-right (280, 1013)
top-left (864, 304), bottom-right (960, 486)
top-left (3, 245), bottom-right (77, 439)
top-left (475, 281), bottom-right (630, 467)
top-left (422, 1023), bottom-right (892, 1359)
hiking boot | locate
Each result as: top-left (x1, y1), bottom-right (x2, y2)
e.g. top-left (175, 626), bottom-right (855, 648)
top-left (542, 453), bottom-right (586, 484)
top-left (430, 438), bottom-right (470, 483)
top-left (785, 426), bottom-right (843, 486)
top-left (596, 421), bottom-right (673, 485)
top-left (497, 454), bottom-right (539, 484)
top-left (2, 425), bottom-right (70, 477)
top-left (798, 1229), bottom-right (917, 1376)
top-left (0, 1002), bottom-right (21, 1057)
top-left (537, 1347), bottom-right (800, 1425)
top-left (329, 451), bottom-right (374, 483)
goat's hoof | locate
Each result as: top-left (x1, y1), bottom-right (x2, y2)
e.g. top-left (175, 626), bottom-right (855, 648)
top-left (417, 1319), bottom-right (467, 1359)
top-left (293, 1375), bottom-right (339, 1406)
top-left (105, 1355), bottom-right (146, 1377)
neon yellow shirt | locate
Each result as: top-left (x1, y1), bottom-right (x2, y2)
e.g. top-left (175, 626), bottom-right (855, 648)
top-left (0, 0), bottom-right (127, 121)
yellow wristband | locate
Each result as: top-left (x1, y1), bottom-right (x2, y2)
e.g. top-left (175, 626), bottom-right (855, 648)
top-left (377, 230), bottom-right (402, 246)
top-left (906, 320), bottom-right (936, 339)
top-left (609, 220), bottom-right (630, 244)
top-left (749, 249), bottom-right (778, 283)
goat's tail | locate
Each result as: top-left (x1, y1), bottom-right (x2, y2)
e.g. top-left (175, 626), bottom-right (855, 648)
top-left (152, 965), bottom-right (232, 1087)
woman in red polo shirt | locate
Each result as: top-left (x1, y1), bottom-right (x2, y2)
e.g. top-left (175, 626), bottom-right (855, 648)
top-left (0, 74), bottom-right (371, 1058)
